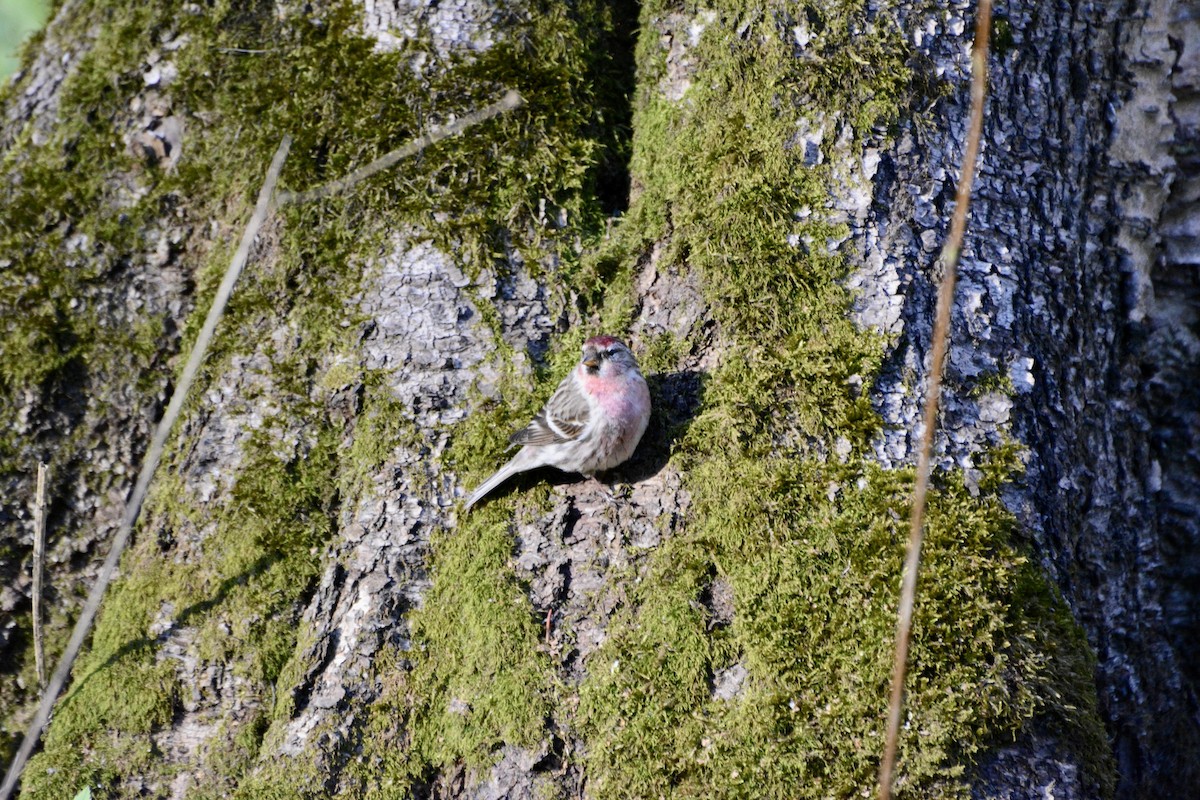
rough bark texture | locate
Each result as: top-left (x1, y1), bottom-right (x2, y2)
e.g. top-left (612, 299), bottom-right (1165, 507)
top-left (1, 0), bottom-right (1196, 798)
top-left (848, 1), bottom-right (1200, 794)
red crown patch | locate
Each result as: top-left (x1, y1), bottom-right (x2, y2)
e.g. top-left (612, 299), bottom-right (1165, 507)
top-left (584, 335), bottom-right (622, 348)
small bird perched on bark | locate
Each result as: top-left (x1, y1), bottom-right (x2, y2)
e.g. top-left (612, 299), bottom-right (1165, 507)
top-left (463, 335), bottom-right (651, 511)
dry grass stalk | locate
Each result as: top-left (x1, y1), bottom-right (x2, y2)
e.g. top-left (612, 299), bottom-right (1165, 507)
top-left (277, 89), bottom-right (523, 206)
top-left (32, 462), bottom-right (48, 691)
top-left (0, 137), bottom-right (291, 800)
top-left (878, 2), bottom-right (994, 798)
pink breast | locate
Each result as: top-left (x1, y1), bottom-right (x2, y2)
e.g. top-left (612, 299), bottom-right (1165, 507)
top-left (580, 372), bottom-right (648, 424)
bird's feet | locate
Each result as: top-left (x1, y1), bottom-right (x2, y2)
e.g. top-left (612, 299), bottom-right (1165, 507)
top-left (584, 473), bottom-right (631, 514)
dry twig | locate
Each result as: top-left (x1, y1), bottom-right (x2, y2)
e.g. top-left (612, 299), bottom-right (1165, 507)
top-left (32, 462), bottom-right (48, 690)
top-left (878, 3), bottom-right (993, 798)
top-left (0, 136), bottom-right (292, 800)
top-left (277, 89), bottom-right (524, 206)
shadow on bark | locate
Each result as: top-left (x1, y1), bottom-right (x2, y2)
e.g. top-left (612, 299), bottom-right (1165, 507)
top-left (618, 368), bottom-right (708, 482)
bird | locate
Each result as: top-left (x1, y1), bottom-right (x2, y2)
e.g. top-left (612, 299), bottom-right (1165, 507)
top-left (463, 335), bottom-right (652, 511)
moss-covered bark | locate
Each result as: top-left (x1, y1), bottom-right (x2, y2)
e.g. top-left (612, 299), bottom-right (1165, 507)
top-left (9, 0), bottom-right (1197, 797)
top-left (566, 2), bottom-right (1110, 797)
top-left (3, 0), bottom-right (635, 794)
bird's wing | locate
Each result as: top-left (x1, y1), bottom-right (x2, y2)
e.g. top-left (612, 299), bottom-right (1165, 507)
top-left (509, 374), bottom-right (591, 446)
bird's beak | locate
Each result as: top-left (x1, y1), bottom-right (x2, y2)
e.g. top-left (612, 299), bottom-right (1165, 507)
top-left (583, 356), bottom-right (600, 369)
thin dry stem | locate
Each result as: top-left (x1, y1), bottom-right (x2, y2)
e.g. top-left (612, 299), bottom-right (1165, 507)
top-left (878, 3), bottom-right (993, 798)
top-left (32, 462), bottom-right (48, 691)
top-left (0, 136), bottom-right (292, 800)
top-left (277, 89), bottom-right (523, 206)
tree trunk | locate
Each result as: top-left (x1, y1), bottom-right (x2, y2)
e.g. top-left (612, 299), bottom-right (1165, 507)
top-left (0, 0), bottom-right (1195, 798)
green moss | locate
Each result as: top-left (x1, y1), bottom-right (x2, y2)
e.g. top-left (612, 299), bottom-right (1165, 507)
top-left (232, 752), bottom-right (327, 800)
top-left (969, 371), bottom-right (1016, 397)
top-left (182, 711), bottom-right (271, 800)
top-left (366, 514), bottom-right (554, 788)
top-left (343, 330), bottom-right (575, 794)
top-left (638, 329), bottom-right (689, 376)
top-left (991, 15), bottom-right (1015, 57)
top-left (407, 1), bottom-right (1111, 796)
top-left (974, 438), bottom-right (1026, 495)
top-left (0, 0), bottom-right (202, 750)
top-left (0, 0), bottom-right (173, 391)
top-left (21, 405), bottom-right (342, 798)
top-left (21, 558), bottom-right (180, 797)
top-left (328, 1), bottom-right (648, 787)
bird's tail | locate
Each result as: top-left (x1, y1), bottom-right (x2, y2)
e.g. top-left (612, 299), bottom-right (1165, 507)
top-left (462, 449), bottom-right (535, 512)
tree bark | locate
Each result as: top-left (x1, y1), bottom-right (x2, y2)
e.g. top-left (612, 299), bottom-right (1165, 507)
top-left (1, 1), bottom-right (1195, 799)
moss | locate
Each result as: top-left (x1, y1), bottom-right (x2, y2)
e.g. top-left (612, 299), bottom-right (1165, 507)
top-left (638, 329), bottom-right (690, 376)
top-left (0, 0), bottom-right (202, 753)
top-left (8, 4), bottom-right (398, 770)
top-left (991, 15), bottom-right (1015, 58)
top-left (389, 0), bottom-right (1112, 796)
top-left (974, 438), bottom-right (1026, 495)
top-left (21, 404), bottom-right (343, 798)
top-left (0, 0), bottom-right (175, 392)
top-left (328, 1), bottom-right (648, 787)
top-left (20, 558), bottom-right (181, 798)
top-left (183, 711), bottom-right (271, 800)
top-left (367, 513), bottom-right (554, 787)
top-left (344, 330), bottom-right (573, 794)
top-left (231, 752), bottom-right (327, 800)
top-left (969, 371), bottom-right (1016, 397)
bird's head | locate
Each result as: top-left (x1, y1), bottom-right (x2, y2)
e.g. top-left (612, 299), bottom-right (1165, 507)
top-left (581, 335), bottom-right (639, 377)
